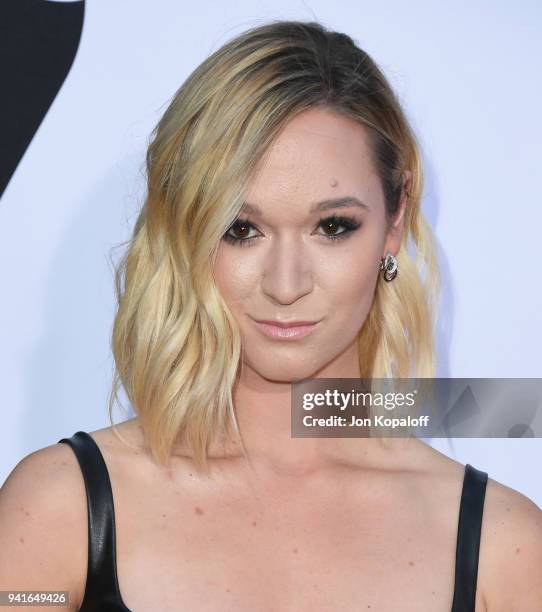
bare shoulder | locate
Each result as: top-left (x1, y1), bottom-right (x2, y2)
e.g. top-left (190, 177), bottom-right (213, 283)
top-left (478, 474), bottom-right (542, 612)
top-left (0, 441), bottom-right (89, 611)
top-left (395, 441), bottom-right (542, 611)
top-left (85, 417), bottom-right (151, 474)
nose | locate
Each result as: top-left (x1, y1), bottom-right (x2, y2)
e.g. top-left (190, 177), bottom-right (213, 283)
top-left (261, 235), bottom-right (314, 305)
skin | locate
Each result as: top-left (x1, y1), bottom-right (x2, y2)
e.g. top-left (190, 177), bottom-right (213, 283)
top-left (211, 106), bottom-right (410, 476)
top-left (1, 108), bottom-right (542, 612)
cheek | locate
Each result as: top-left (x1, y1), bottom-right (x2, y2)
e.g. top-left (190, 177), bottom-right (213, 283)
top-left (319, 242), bottom-right (380, 292)
top-left (214, 235), bottom-right (382, 318)
top-left (213, 250), bottom-right (258, 310)
top-left (319, 251), bottom-right (380, 324)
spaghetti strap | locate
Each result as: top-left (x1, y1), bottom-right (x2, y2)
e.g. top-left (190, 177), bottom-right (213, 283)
top-left (58, 432), bottom-right (487, 611)
top-left (58, 431), bottom-right (131, 612)
top-left (451, 463), bottom-right (488, 611)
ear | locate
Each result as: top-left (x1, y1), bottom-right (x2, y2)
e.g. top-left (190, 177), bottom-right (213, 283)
top-left (383, 170), bottom-right (411, 258)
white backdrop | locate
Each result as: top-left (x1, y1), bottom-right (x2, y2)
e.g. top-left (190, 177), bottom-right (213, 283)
top-left (1, 0), bottom-right (541, 506)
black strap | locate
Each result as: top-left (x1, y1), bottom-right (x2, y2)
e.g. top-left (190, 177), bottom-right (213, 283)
top-left (59, 433), bottom-right (487, 611)
top-left (58, 431), bottom-right (130, 611)
top-left (451, 463), bottom-right (488, 611)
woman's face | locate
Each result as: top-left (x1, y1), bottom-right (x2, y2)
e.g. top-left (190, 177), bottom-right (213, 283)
top-left (213, 107), bottom-right (406, 383)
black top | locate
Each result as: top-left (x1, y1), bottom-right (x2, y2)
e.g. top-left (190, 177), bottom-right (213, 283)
top-left (58, 431), bottom-right (489, 612)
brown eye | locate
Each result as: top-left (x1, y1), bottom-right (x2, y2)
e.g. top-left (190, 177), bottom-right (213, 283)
top-left (321, 219), bottom-right (341, 236)
top-left (223, 218), bottom-right (260, 247)
top-left (230, 222), bottom-right (251, 239)
top-left (316, 215), bottom-right (361, 241)
top-left (223, 214), bottom-right (361, 248)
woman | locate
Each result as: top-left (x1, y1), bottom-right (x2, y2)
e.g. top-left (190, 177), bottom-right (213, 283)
top-left (1, 19), bottom-right (541, 612)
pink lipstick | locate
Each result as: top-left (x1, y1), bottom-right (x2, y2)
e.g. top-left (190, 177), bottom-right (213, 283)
top-left (253, 319), bottom-right (320, 340)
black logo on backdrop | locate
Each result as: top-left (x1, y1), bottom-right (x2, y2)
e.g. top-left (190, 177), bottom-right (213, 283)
top-left (0, 0), bottom-right (85, 198)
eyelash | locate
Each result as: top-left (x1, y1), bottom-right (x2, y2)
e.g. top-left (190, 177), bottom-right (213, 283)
top-left (222, 214), bottom-right (362, 247)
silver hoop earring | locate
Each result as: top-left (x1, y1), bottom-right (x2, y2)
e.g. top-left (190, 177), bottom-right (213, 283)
top-left (380, 251), bottom-right (398, 282)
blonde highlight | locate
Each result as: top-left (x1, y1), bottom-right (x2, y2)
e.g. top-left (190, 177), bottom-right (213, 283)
top-left (106, 19), bottom-right (440, 474)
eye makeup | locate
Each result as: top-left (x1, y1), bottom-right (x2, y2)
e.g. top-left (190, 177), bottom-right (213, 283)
top-left (222, 214), bottom-right (362, 247)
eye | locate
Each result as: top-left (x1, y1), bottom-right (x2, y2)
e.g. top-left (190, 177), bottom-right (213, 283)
top-left (222, 214), bottom-right (362, 247)
top-left (316, 215), bottom-right (361, 241)
top-left (222, 218), bottom-right (260, 247)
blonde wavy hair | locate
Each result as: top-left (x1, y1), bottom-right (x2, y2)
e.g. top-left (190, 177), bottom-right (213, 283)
top-left (108, 19), bottom-right (441, 474)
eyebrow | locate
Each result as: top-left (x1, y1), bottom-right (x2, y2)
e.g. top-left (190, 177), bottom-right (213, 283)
top-left (240, 196), bottom-right (370, 217)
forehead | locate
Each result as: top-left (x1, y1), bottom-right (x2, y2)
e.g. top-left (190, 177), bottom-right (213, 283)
top-left (244, 107), bottom-right (381, 217)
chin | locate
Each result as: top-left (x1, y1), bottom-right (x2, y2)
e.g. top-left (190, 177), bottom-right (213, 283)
top-left (245, 357), bottom-right (325, 384)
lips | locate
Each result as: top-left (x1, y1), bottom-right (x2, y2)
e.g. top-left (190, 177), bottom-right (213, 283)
top-left (255, 319), bottom-right (320, 328)
top-left (252, 318), bottom-right (321, 340)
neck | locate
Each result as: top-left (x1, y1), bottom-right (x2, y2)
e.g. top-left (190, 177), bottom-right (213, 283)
top-left (213, 343), bottom-right (409, 479)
